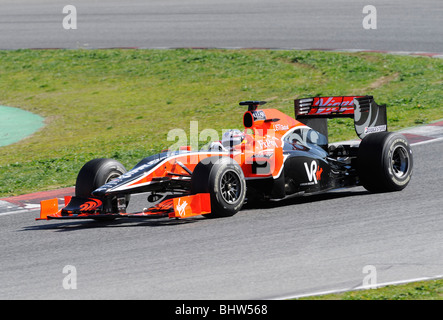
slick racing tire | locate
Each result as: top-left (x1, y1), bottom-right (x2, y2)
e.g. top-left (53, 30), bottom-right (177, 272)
top-left (191, 156), bottom-right (246, 218)
top-left (75, 158), bottom-right (130, 215)
top-left (357, 132), bottom-right (413, 193)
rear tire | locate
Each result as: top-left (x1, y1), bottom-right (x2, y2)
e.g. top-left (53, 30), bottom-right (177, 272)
top-left (191, 156), bottom-right (246, 218)
top-left (357, 132), bottom-right (413, 192)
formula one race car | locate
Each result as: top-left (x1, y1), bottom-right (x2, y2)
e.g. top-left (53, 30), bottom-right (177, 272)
top-left (37, 95), bottom-right (413, 221)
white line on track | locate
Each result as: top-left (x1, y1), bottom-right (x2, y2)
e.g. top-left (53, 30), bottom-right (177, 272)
top-left (410, 137), bottom-right (443, 147)
top-left (272, 275), bottom-right (443, 300)
top-left (0, 209), bottom-right (35, 216)
top-left (0, 201), bottom-right (65, 217)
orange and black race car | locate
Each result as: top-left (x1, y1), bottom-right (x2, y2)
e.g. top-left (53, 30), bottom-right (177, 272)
top-left (37, 96), bottom-right (413, 221)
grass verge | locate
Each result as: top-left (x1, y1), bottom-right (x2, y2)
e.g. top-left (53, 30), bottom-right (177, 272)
top-left (296, 278), bottom-right (443, 300)
top-left (0, 49), bottom-right (441, 196)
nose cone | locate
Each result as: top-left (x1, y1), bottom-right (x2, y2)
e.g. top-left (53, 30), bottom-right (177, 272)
top-left (91, 175), bottom-right (127, 197)
top-left (90, 154), bottom-right (168, 197)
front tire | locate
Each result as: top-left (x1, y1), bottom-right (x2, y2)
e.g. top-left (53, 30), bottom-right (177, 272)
top-left (357, 132), bottom-right (413, 192)
top-left (191, 156), bottom-right (246, 218)
top-left (75, 158), bottom-right (127, 198)
top-left (75, 158), bottom-right (130, 216)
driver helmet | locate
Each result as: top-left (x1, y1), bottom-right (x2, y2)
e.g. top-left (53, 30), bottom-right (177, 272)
top-left (221, 129), bottom-right (245, 148)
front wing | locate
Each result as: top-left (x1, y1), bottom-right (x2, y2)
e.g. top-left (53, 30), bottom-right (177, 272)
top-left (36, 193), bottom-right (211, 221)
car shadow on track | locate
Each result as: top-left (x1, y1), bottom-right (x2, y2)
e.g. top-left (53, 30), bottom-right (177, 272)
top-left (242, 188), bottom-right (371, 211)
top-left (22, 215), bottom-right (204, 232)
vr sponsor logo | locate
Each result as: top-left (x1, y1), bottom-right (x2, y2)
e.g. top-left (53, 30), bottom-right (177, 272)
top-left (301, 160), bottom-right (323, 186)
top-left (176, 198), bottom-right (188, 217)
top-left (273, 123), bottom-right (289, 131)
top-left (257, 137), bottom-right (278, 150)
top-left (364, 125), bottom-right (387, 134)
top-left (251, 110), bottom-right (266, 121)
top-left (313, 96), bottom-right (356, 107)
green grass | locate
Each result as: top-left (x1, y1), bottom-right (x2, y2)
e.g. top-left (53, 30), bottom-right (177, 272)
top-left (0, 49), bottom-right (441, 196)
top-left (297, 278), bottom-right (443, 300)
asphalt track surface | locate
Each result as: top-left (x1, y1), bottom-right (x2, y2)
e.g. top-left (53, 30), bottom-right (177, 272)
top-left (0, 139), bottom-right (442, 299)
top-left (0, 0), bottom-right (442, 52)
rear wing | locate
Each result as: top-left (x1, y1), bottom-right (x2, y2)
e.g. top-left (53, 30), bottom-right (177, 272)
top-left (294, 95), bottom-right (387, 139)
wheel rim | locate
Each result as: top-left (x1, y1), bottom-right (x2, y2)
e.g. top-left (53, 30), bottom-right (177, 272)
top-left (105, 172), bottom-right (121, 183)
top-left (220, 170), bottom-right (241, 204)
top-left (391, 145), bottom-right (409, 178)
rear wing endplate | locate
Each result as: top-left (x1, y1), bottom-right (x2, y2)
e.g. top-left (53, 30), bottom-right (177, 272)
top-left (294, 95), bottom-right (387, 139)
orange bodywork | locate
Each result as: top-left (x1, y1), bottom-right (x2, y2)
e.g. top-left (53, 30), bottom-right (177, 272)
top-left (37, 193), bottom-right (212, 220)
top-left (122, 108), bottom-right (304, 190)
top-left (170, 193), bottom-right (211, 218)
top-left (37, 198), bottom-right (60, 220)
top-left (37, 107), bottom-right (306, 221)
